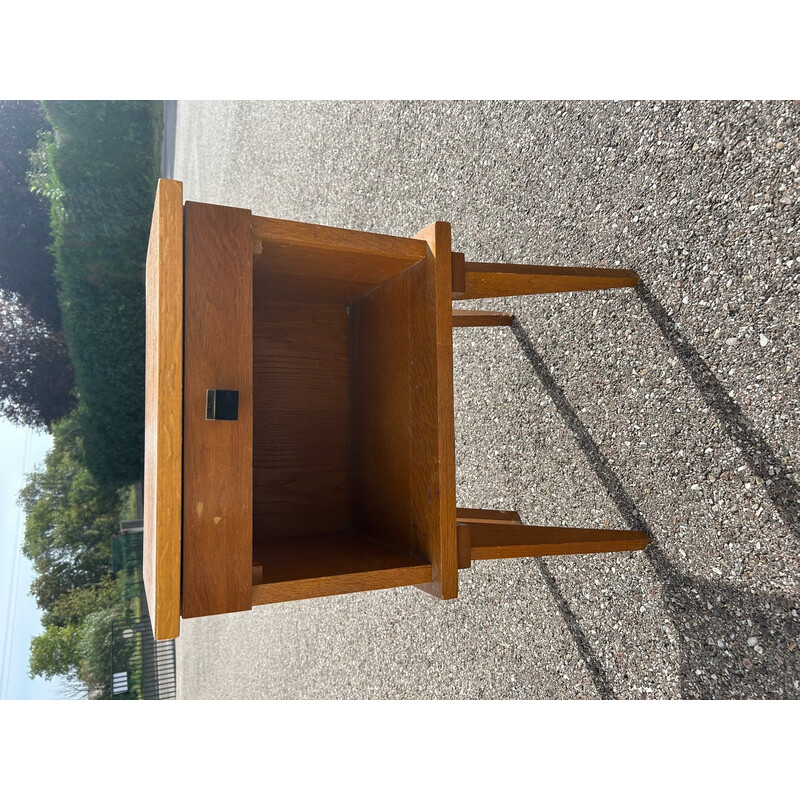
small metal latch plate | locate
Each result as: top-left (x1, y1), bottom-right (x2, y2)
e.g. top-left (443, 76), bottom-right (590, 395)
top-left (206, 389), bottom-right (239, 421)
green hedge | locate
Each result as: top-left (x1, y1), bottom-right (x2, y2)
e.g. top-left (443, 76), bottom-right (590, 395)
top-left (42, 101), bottom-right (162, 487)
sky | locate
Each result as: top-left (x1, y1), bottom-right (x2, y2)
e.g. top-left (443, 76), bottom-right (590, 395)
top-left (0, 416), bottom-right (65, 700)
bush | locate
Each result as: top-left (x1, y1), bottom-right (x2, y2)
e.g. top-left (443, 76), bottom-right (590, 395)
top-left (42, 101), bottom-right (162, 486)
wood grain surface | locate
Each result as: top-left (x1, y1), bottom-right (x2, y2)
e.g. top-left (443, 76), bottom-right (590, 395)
top-left (452, 309), bottom-right (514, 327)
top-left (143, 178), bottom-right (183, 640)
top-left (252, 274), bottom-right (351, 538)
top-left (465, 522), bottom-right (650, 559)
top-left (456, 523), bottom-right (472, 569)
top-left (251, 532), bottom-right (431, 606)
top-left (182, 200), bottom-right (254, 619)
top-left (349, 239), bottom-right (459, 597)
top-left (253, 531), bottom-right (426, 583)
top-left (350, 263), bottom-right (418, 559)
top-left (456, 507), bottom-right (522, 525)
top-left (252, 567), bottom-right (432, 605)
top-left (461, 261), bottom-right (639, 299)
top-left (252, 214), bottom-right (427, 263)
top-left (252, 222), bottom-right (453, 605)
top-left (412, 222), bottom-right (458, 600)
top-left (252, 214), bottom-right (426, 303)
top-left (451, 251), bottom-right (466, 296)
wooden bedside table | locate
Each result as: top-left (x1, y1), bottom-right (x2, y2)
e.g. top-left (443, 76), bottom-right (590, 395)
top-left (144, 179), bottom-right (648, 640)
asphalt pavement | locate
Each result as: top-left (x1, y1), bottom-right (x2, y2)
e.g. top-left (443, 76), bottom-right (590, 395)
top-left (167, 101), bottom-right (800, 699)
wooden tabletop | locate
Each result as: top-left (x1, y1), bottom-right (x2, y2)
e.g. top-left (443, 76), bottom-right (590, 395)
top-left (143, 179), bottom-right (184, 640)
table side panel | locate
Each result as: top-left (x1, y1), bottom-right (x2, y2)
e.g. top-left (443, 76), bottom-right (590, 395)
top-left (349, 268), bottom-right (415, 559)
top-left (349, 228), bottom-right (457, 600)
top-left (413, 222), bottom-right (458, 600)
top-left (252, 217), bottom-right (428, 304)
top-left (251, 566), bottom-right (433, 605)
top-left (252, 215), bottom-right (427, 263)
top-left (251, 533), bottom-right (432, 605)
top-left (182, 201), bottom-right (253, 619)
top-left (143, 178), bottom-right (183, 641)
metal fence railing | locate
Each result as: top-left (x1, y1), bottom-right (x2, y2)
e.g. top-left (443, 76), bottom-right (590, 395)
top-left (110, 618), bottom-right (176, 700)
top-left (109, 520), bottom-right (176, 700)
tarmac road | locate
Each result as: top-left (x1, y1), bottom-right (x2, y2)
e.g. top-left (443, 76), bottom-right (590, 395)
top-left (167, 101), bottom-right (800, 699)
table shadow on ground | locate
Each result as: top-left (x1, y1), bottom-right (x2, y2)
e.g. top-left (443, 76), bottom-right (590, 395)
top-left (510, 294), bottom-right (800, 699)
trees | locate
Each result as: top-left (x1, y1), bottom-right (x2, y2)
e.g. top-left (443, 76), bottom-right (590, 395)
top-left (21, 412), bottom-right (122, 696)
top-left (0, 101), bottom-right (76, 429)
top-left (3, 100), bottom-right (161, 478)
top-left (28, 625), bottom-right (82, 684)
top-left (0, 290), bottom-right (75, 428)
top-left (20, 413), bottom-right (117, 611)
top-left (40, 575), bottom-right (118, 630)
top-left (7, 101), bottom-right (163, 694)
top-left (0, 101), bottom-right (63, 329)
top-left (28, 605), bottom-right (119, 699)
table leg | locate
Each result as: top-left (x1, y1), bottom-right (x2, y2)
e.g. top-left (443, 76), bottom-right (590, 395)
top-left (461, 521), bottom-right (649, 560)
top-left (459, 261), bottom-right (639, 300)
top-left (456, 507), bottom-right (522, 525)
top-left (452, 309), bottom-right (514, 327)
